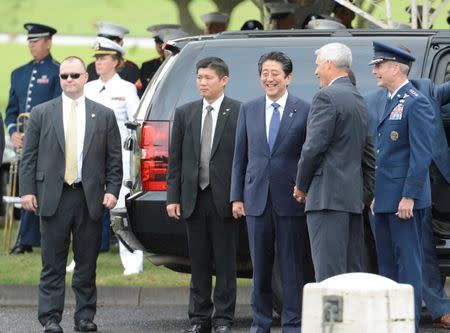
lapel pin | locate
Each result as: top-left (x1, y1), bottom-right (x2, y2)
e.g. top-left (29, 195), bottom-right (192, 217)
top-left (91, 113), bottom-right (96, 118)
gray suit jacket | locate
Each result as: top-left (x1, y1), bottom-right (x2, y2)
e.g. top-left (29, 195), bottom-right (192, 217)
top-left (296, 77), bottom-right (374, 213)
top-left (19, 96), bottom-right (123, 220)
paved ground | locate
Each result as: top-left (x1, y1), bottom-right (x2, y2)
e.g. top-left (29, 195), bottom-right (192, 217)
top-left (1, 304), bottom-right (449, 333)
top-left (1, 285), bottom-right (450, 332)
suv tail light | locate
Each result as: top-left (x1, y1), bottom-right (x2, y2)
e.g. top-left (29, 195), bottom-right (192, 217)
top-left (140, 121), bottom-right (170, 191)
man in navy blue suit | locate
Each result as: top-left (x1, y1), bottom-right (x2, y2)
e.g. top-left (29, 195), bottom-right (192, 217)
top-left (368, 41), bottom-right (435, 333)
top-left (231, 51), bottom-right (310, 333)
top-left (365, 56), bottom-right (450, 328)
top-left (5, 23), bottom-right (61, 254)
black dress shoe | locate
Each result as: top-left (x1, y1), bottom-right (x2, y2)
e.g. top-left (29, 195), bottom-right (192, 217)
top-left (74, 319), bottom-right (97, 332)
top-left (44, 320), bottom-right (63, 333)
top-left (181, 323), bottom-right (212, 333)
top-left (10, 244), bottom-right (33, 254)
top-left (214, 326), bottom-right (231, 333)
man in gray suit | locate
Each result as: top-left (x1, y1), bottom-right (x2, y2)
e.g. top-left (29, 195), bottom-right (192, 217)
top-left (294, 42), bottom-right (374, 282)
top-left (20, 56), bottom-right (122, 333)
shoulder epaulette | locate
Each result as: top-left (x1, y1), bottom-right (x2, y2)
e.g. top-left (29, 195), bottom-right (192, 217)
top-left (408, 88), bottom-right (418, 97)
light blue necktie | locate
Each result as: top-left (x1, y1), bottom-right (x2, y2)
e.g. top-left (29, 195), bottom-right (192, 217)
top-left (268, 102), bottom-right (280, 151)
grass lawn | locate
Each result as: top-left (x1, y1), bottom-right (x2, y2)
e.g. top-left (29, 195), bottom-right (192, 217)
top-left (0, 222), bottom-right (252, 287)
top-left (0, 0), bottom-right (260, 36)
top-left (0, 43), bottom-right (155, 118)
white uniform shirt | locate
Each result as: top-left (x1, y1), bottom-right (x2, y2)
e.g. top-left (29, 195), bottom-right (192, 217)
top-left (84, 73), bottom-right (140, 207)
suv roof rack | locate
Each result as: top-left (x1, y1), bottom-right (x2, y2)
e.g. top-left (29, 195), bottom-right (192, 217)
top-left (214, 29), bottom-right (447, 39)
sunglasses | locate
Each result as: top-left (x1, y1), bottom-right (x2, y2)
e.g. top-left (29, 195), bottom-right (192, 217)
top-left (60, 73), bottom-right (83, 80)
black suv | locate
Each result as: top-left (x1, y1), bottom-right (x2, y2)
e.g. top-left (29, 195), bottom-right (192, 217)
top-left (116, 30), bottom-right (450, 305)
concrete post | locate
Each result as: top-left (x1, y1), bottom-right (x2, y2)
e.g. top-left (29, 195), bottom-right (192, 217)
top-left (302, 272), bottom-right (415, 333)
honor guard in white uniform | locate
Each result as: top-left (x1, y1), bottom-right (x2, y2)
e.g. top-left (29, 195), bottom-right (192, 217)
top-left (84, 37), bottom-right (142, 275)
top-left (86, 22), bottom-right (140, 92)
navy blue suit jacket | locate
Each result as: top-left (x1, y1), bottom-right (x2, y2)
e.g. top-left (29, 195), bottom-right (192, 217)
top-left (364, 79), bottom-right (450, 184)
top-left (373, 82), bottom-right (434, 212)
top-left (230, 93), bottom-right (310, 216)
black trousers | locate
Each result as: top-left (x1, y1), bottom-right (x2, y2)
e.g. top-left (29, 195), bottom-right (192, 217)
top-left (185, 187), bottom-right (239, 328)
top-left (38, 185), bottom-right (102, 326)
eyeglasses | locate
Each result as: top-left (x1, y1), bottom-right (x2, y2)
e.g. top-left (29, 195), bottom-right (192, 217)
top-left (60, 73), bottom-right (83, 80)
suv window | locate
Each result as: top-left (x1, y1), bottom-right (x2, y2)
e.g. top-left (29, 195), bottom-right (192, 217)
top-left (146, 36), bottom-right (430, 122)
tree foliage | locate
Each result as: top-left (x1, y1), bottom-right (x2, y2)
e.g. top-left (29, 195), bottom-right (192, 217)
top-left (171, 0), bottom-right (381, 33)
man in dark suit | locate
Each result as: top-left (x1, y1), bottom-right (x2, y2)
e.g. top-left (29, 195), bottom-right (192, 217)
top-left (20, 56), bottom-right (122, 333)
top-left (5, 23), bottom-right (62, 254)
top-left (365, 50), bottom-right (450, 328)
top-left (294, 42), bottom-right (373, 282)
top-left (166, 57), bottom-right (241, 333)
top-left (231, 51), bottom-right (310, 333)
top-left (368, 41), bottom-right (435, 333)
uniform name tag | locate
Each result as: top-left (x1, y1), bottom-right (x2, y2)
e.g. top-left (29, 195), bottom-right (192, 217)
top-left (111, 96), bottom-right (126, 101)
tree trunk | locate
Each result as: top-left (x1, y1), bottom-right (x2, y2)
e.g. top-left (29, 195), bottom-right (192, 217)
top-left (171, 0), bottom-right (202, 35)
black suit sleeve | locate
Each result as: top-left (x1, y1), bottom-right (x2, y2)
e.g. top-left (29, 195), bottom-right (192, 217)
top-left (166, 106), bottom-right (185, 204)
top-left (19, 106), bottom-right (41, 196)
top-left (0, 114), bottom-right (5, 165)
top-left (104, 109), bottom-right (123, 198)
top-left (362, 136), bottom-right (375, 206)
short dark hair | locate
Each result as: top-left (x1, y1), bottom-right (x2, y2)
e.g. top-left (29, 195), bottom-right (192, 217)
top-left (196, 57), bottom-right (229, 78)
top-left (258, 51), bottom-right (293, 76)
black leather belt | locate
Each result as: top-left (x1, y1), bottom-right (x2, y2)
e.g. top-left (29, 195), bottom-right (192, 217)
top-left (64, 182), bottom-right (82, 189)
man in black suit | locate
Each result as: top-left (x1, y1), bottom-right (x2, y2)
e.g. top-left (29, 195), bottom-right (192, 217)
top-left (20, 56), bottom-right (122, 333)
top-left (166, 57), bottom-right (241, 333)
top-left (294, 42), bottom-right (374, 282)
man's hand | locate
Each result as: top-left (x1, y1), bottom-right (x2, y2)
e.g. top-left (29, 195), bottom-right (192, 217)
top-left (167, 203), bottom-right (181, 220)
top-left (21, 194), bottom-right (38, 213)
top-left (232, 201), bottom-right (245, 219)
top-left (370, 198), bottom-right (375, 215)
top-left (11, 132), bottom-right (24, 149)
top-left (293, 186), bottom-right (306, 204)
top-left (103, 193), bottom-right (117, 209)
top-left (396, 197), bottom-right (414, 220)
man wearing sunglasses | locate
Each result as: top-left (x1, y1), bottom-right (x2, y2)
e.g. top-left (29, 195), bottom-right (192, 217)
top-left (5, 23), bottom-right (62, 255)
top-left (19, 56), bottom-right (122, 333)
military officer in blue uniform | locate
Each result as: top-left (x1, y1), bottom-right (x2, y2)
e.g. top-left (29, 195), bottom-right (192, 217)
top-left (365, 66), bottom-right (450, 328)
top-left (369, 41), bottom-right (435, 333)
top-left (5, 23), bottom-right (61, 254)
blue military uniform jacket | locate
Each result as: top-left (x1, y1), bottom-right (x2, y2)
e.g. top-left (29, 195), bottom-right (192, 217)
top-left (374, 81), bottom-right (434, 213)
top-left (5, 54), bottom-right (61, 136)
top-left (365, 79), bottom-right (450, 184)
